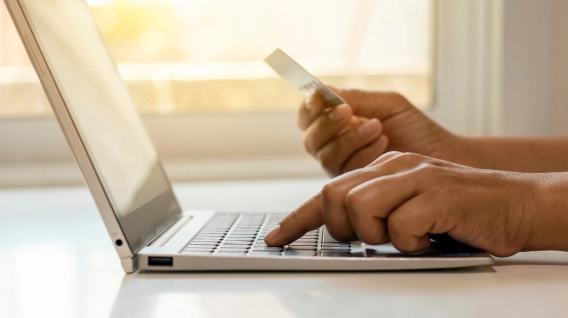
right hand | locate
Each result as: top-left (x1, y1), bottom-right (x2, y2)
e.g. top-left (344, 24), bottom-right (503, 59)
top-left (298, 88), bottom-right (457, 177)
top-left (264, 151), bottom-right (563, 257)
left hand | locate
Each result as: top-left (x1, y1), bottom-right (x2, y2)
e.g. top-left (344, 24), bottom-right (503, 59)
top-left (264, 152), bottom-right (547, 257)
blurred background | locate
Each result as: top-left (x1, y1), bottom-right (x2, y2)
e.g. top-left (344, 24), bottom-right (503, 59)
top-left (0, 0), bottom-right (567, 187)
top-left (0, 0), bottom-right (432, 116)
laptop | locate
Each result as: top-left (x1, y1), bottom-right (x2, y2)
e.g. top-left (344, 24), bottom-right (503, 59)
top-left (4, 0), bottom-right (494, 273)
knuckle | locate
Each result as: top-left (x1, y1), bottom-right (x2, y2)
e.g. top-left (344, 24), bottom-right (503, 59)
top-left (370, 151), bottom-right (402, 165)
top-left (387, 213), bottom-right (407, 232)
top-left (384, 151), bottom-right (403, 158)
top-left (302, 134), bottom-right (315, 155)
top-left (390, 152), bottom-right (425, 166)
top-left (321, 181), bottom-right (340, 202)
top-left (317, 150), bottom-right (335, 170)
top-left (414, 162), bottom-right (441, 176)
top-left (344, 189), bottom-right (365, 214)
top-left (388, 91), bottom-right (409, 104)
top-left (396, 152), bottom-right (419, 161)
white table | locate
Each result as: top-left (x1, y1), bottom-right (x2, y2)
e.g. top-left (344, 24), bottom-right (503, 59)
top-left (1, 178), bottom-right (568, 318)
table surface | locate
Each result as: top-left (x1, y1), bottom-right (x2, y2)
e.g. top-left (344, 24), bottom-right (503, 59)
top-left (1, 178), bottom-right (568, 318)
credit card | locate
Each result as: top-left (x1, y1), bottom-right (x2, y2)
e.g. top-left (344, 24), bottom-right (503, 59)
top-left (264, 48), bottom-right (345, 108)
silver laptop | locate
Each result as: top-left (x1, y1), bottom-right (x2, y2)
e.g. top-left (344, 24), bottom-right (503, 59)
top-left (5, 0), bottom-right (494, 273)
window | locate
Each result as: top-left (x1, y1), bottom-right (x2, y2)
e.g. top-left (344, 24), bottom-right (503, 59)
top-left (0, 0), bottom-right (434, 117)
top-left (1, 0), bottom-right (461, 186)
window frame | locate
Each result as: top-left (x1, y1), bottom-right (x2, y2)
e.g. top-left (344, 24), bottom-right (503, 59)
top-left (2, 0), bottom-right (565, 186)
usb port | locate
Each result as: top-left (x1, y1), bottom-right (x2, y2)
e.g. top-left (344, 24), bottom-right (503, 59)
top-left (148, 257), bottom-right (173, 266)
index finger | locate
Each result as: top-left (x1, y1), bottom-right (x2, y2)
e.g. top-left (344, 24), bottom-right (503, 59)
top-left (264, 193), bottom-right (324, 246)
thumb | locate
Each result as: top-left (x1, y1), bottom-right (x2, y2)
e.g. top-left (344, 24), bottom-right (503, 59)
top-left (264, 193), bottom-right (324, 246)
top-left (327, 86), bottom-right (412, 120)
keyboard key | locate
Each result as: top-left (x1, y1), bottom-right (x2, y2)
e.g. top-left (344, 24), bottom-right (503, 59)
top-left (190, 240), bottom-right (221, 244)
top-left (253, 247), bottom-right (284, 251)
top-left (195, 233), bottom-right (226, 237)
top-left (289, 241), bottom-right (317, 244)
top-left (222, 242), bottom-right (252, 246)
top-left (321, 246), bottom-right (351, 250)
top-left (218, 245), bottom-right (250, 250)
top-left (286, 246), bottom-right (316, 251)
top-left (225, 239), bottom-right (255, 242)
top-left (197, 231), bottom-right (228, 235)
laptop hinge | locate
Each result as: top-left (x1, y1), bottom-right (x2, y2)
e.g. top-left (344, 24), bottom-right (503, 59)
top-left (148, 215), bottom-right (193, 247)
top-left (121, 255), bottom-right (139, 274)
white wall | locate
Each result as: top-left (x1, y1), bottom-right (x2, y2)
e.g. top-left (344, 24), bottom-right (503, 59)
top-left (552, 0), bottom-right (568, 135)
top-left (501, 0), bottom-right (568, 136)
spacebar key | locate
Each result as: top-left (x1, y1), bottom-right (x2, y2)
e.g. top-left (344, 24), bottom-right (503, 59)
top-left (285, 250), bottom-right (316, 257)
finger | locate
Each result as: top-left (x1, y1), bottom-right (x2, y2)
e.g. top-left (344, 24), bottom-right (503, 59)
top-left (303, 104), bottom-right (353, 156)
top-left (264, 193), bottom-right (324, 246)
top-left (337, 115), bottom-right (361, 136)
top-left (387, 193), bottom-right (450, 253)
top-left (342, 170), bottom-right (422, 245)
top-left (345, 187), bottom-right (389, 245)
top-left (345, 158), bottom-right (429, 222)
top-left (298, 94), bottom-right (327, 131)
top-left (316, 119), bottom-right (383, 176)
top-left (341, 135), bottom-right (389, 173)
top-left (320, 154), bottom-right (421, 241)
top-left (330, 87), bottom-right (412, 120)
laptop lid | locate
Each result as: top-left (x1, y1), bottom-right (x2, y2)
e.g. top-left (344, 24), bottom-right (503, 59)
top-left (6, 0), bottom-right (182, 255)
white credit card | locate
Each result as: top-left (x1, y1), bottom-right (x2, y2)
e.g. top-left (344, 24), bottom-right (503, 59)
top-left (264, 48), bottom-right (345, 108)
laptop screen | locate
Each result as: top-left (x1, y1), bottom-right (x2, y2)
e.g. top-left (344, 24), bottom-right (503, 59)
top-left (18, 0), bottom-right (181, 250)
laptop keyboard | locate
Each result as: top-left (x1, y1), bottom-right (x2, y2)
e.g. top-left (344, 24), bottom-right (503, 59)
top-left (182, 212), bottom-right (354, 257)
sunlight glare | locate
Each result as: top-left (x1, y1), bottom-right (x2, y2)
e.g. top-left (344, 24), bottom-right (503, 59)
top-left (86, 0), bottom-right (114, 7)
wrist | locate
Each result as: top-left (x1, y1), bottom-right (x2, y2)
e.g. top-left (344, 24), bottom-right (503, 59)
top-left (449, 135), bottom-right (495, 169)
top-left (523, 173), bottom-right (568, 252)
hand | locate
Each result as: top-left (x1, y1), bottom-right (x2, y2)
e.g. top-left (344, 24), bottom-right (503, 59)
top-left (264, 152), bottom-right (561, 257)
top-left (298, 88), bottom-right (457, 177)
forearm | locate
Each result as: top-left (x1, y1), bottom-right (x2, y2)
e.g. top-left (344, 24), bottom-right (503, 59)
top-left (453, 136), bottom-right (568, 173)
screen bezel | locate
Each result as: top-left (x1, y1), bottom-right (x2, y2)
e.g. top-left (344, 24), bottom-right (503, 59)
top-left (6, 0), bottom-right (183, 257)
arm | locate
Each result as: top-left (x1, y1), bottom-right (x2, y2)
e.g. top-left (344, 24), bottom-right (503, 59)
top-left (454, 136), bottom-right (568, 173)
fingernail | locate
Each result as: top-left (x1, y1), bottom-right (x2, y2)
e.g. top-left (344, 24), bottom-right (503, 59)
top-left (328, 104), bottom-right (350, 121)
top-left (358, 119), bottom-right (379, 136)
top-left (264, 225), bottom-right (281, 242)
